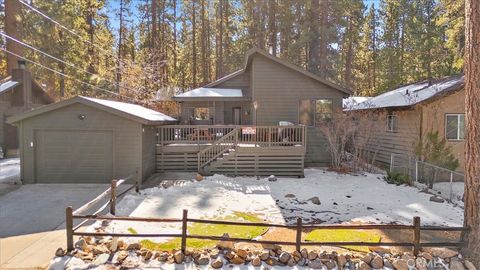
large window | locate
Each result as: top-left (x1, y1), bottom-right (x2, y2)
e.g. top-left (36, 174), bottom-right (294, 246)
top-left (386, 115), bottom-right (397, 132)
top-left (193, 108), bottom-right (210, 120)
top-left (299, 99), bottom-right (333, 126)
top-left (445, 114), bottom-right (465, 140)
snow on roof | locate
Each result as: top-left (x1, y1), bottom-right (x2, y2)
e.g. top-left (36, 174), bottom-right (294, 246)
top-left (80, 96), bottom-right (177, 122)
top-left (343, 96), bottom-right (371, 109)
top-left (348, 75), bottom-right (464, 111)
top-left (0, 80), bottom-right (20, 94)
top-left (174, 87), bottom-right (243, 98)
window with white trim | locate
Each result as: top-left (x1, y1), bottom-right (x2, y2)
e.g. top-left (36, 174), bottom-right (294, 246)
top-left (386, 115), bottom-right (397, 132)
top-left (445, 114), bottom-right (465, 140)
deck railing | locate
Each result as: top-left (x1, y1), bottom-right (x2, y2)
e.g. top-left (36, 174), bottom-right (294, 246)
top-left (157, 125), bottom-right (306, 147)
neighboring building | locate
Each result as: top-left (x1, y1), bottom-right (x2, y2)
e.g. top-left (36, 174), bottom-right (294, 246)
top-left (172, 48), bottom-right (350, 167)
top-left (347, 75), bottom-right (465, 171)
top-left (7, 96), bottom-right (177, 184)
top-left (0, 61), bottom-right (54, 156)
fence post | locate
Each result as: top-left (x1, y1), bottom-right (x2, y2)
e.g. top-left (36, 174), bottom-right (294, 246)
top-left (413, 216), bottom-right (421, 256)
top-left (135, 167), bottom-right (140, 193)
top-left (181, 209), bottom-right (188, 253)
top-left (449, 172), bottom-right (454, 201)
top-left (66, 206), bottom-right (74, 252)
top-left (390, 153), bottom-right (394, 172)
top-left (110, 179), bottom-right (117, 215)
top-left (296, 218), bottom-right (302, 252)
top-left (415, 160), bottom-right (418, 184)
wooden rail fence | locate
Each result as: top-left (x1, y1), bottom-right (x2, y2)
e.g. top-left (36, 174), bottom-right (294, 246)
top-left (66, 179), bottom-right (467, 256)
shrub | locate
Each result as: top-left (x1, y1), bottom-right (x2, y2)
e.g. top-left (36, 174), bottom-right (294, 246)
top-left (384, 170), bottom-right (411, 185)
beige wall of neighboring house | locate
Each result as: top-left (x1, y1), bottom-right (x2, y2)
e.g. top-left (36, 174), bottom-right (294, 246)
top-left (360, 88), bottom-right (465, 172)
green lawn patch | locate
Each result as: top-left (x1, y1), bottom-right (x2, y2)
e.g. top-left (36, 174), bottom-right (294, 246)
top-left (304, 229), bottom-right (382, 253)
top-left (130, 211), bottom-right (268, 251)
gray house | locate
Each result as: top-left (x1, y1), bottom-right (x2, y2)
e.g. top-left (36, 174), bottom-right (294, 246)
top-left (8, 96), bottom-right (176, 184)
top-left (170, 48), bottom-right (350, 168)
top-left (0, 61), bottom-right (54, 156)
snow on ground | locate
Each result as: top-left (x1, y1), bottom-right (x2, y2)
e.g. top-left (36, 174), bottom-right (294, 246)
top-left (0, 158), bottom-right (20, 184)
top-left (99, 168), bottom-right (463, 243)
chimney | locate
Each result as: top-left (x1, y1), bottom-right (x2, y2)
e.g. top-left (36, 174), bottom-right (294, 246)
top-left (17, 60), bottom-right (26, 69)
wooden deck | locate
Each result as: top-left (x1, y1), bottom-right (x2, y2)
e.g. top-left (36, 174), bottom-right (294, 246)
top-left (156, 125), bottom-right (306, 176)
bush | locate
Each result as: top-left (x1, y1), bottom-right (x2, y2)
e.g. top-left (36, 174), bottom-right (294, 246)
top-left (384, 171), bottom-right (411, 185)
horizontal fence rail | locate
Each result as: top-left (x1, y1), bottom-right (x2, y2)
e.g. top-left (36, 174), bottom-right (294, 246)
top-left (67, 204), bottom-right (467, 256)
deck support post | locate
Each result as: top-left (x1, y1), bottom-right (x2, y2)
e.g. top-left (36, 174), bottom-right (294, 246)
top-left (181, 209), bottom-right (188, 253)
top-left (413, 216), bottom-right (421, 256)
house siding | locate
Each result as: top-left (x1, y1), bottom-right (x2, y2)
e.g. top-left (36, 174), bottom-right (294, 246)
top-left (215, 68), bottom-right (251, 97)
top-left (142, 125), bottom-right (157, 180)
top-left (19, 103), bottom-right (142, 184)
top-left (251, 54), bottom-right (345, 165)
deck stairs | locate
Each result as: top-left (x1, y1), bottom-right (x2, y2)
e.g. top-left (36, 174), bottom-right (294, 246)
top-left (197, 127), bottom-right (239, 173)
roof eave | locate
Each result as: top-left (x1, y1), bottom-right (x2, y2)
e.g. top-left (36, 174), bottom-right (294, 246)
top-left (173, 96), bottom-right (250, 102)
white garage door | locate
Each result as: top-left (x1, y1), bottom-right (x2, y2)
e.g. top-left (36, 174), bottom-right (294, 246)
top-left (35, 130), bottom-right (113, 183)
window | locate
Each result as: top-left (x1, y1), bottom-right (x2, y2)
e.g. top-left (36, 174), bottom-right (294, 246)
top-left (445, 114), bottom-right (465, 140)
top-left (298, 99), bottom-right (333, 126)
top-left (193, 108), bottom-right (210, 120)
top-left (386, 115), bottom-right (397, 132)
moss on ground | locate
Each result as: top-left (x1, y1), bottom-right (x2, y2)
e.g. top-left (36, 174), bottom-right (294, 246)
top-left (129, 211), bottom-right (268, 251)
top-left (304, 229), bottom-right (382, 253)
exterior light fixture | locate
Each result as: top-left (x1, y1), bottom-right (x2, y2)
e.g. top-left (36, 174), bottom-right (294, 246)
top-left (78, 114), bottom-right (86, 120)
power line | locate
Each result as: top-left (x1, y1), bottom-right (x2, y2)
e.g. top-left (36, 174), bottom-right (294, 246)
top-left (1, 32), bottom-right (140, 93)
top-left (0, 46), bottom-right (139, 102)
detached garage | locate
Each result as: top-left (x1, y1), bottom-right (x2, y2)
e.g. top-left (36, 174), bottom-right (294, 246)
top-left (7, 96), bottom-right (176, 184)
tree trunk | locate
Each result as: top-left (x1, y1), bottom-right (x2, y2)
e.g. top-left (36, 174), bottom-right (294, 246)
top-left (151, 0), bottom-right (157, 50)
top-left (318, 0), bottom-right (328, 79)
top-left (5, 0), bottom-right (22, 75)
top-left (87, 0), bottom-right (95, 74)
top-left (116, 0), bottom-right (124, 92)
top-left (216, 0), bottom-right (224, 79)
top-left (201, 0), bottom-right (207, 84)
top-left (308, 0), bottom-right (320, 74)
top-left (462, 0), bottom-right (480, 265)
top-left (191, 0), bottom-right (197, 87)
top-left (268, 0), bottom-right (277, 55)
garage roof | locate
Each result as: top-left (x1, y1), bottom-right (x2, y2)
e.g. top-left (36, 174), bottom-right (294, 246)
top-left (173, 87), bottom-right (245, 101)
top-left (8, 96), bottom-right (177, 125)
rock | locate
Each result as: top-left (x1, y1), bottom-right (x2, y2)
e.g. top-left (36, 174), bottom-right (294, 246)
top-left (292, 250), bottom-right (302, 261)
top-left (225, 250), bottom-right (235, 260)
top-left (324, 260), bottom-right (336, 269)
top-left (278, 251), bottom-right (291, 264)
top-left (236, 248), bottom-right (248, 259)
top-left (309, 196), bottom-right (321, 205)
top-left (308, 250), bottom-right (318, 260)
top-left (401, 253), bottom-right (414, 262)
top-left (369, 246), bottom-right (392, 254)
top-left (416, 257), bottom-right (428, 270)
top-left (75, 238), bottom-right (88, 250)
top-left (101, 220), bottom-right (110, 227)
top-left (384, 259), bottom-right (394, 269)
top-left (301, 248), bottom-right (309, 259)
top-left (195, 254), bottom-right (210, 265)
top-left (337, 254), bottom-right (347, 268)
top-left (370, 255), bottom-right (384, 269)
top-left (260, 250), bottom-right (270, 261)
top-left (419, 252), bottom-right (433, 260)
top-left (211, 257), bottom-right (223, 268)
top-left (210, 248), bottom-right (220, 259)
top-left (285, 193), bottom-right (296, 198)
top-left (126, 243), bottom-right (141, 251)
top-left (116, 251), bottom-right (128, 263)
top-left (158, 252), bottom-right (169, 262)
top-left (288, 257), bottom-right (297, 267)
top-left (309, 258), bottom-right (324, 269)
top-left (266, 257), bottom-right (278, 266)
top-left (252, 256), bottom-right (262, 266)
top-left (143, 250), bottom-right (153, 260)
top-left (55, 248), bottom-right (65, 257)
top-left (450, 258), bottom-right (467, 270)
top-left (429, 195), bottom-right (445, 203)
top-left (392, 259), bottom-right (409, 270)
top-left (195, 173), bottom-right (204, 181)
top-left (268, 175), bottom-right (277, 182)
top-left (297, 258), bottom-right (307, 267)
top-left (173, 250), bottom-right (185, 264)
top-left (93, 253), bottom-right (110, 265)
top-left (465, 260), bottom-right (477, 270)
top-left (358, 261), bottom-right (373, 270)
top-left (231, 255), bottom-right (245, 265)
top-left (92, 245), bottom-right (110, 255)
top-left (217, 233), bottom-right (234, 250)
top-left (362, 254), bottom-right (374, 264)
top-left (109, 237), bottom-right (119, 252)
top-left (429, 248), bottom-right (459, 259)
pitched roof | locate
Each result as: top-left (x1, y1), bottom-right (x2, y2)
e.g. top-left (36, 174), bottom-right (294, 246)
top-left (0, 78), bottom-right (20, 94)
top-left (8, 96), bottom-right (177, 125)
top-left (204, 48), bottom-right (350, 95)
top-left (0, 75), bottom-right (55, 103)
top-left (347, 75), bottom-right (464, 111)
top-left (173, 87), bottom-right (246, 101)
